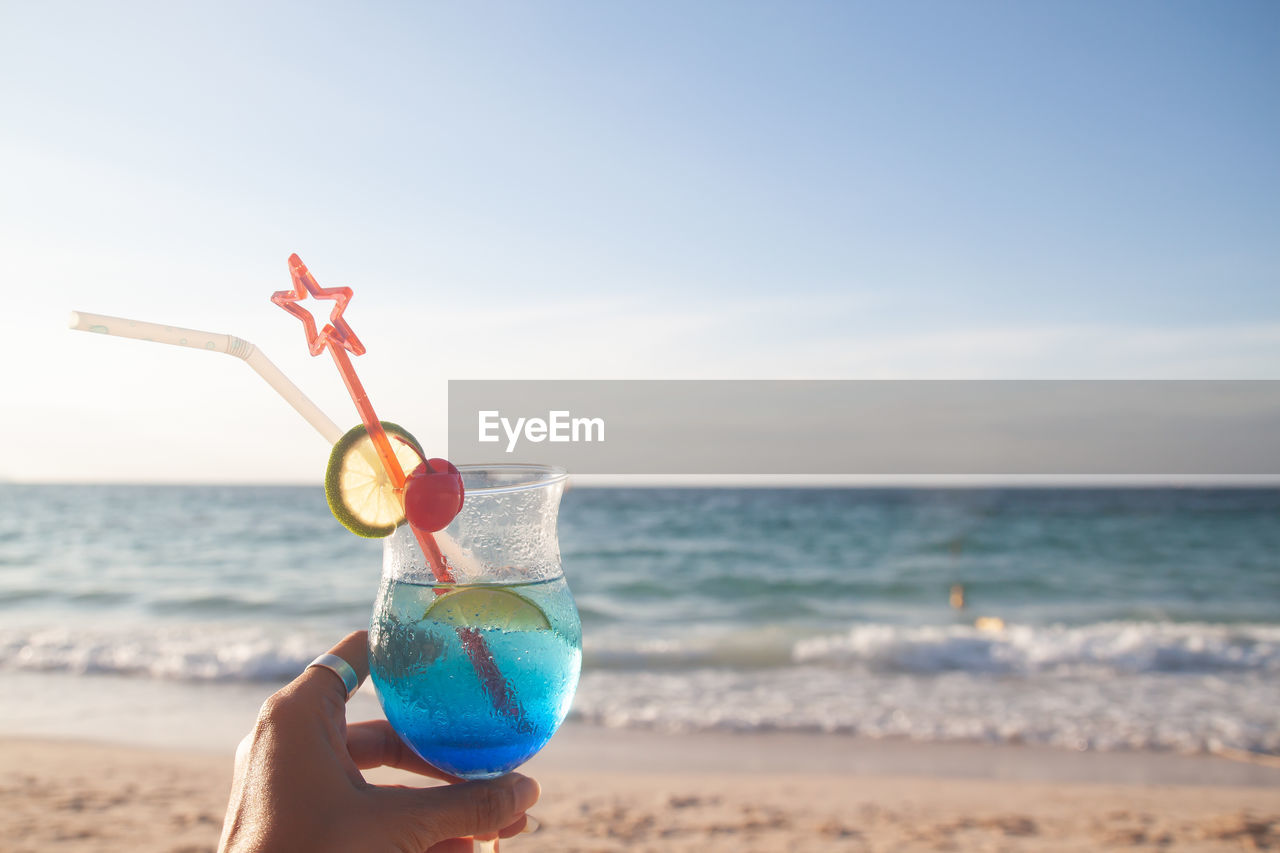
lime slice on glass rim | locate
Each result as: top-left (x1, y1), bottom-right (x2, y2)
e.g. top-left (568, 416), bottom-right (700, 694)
top-left (424, 588), bottom-right (552, 632)
top-left (325, 421), bottom-right (425, 538)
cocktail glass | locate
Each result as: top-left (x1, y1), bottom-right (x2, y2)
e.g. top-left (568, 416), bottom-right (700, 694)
top-left (369, 464), bottom-right (581, 848)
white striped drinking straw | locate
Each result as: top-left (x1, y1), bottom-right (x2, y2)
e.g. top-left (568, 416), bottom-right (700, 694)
top-left (69, 310), bottom-right (345, 445)
top-left (68, 308), bottom-right (482, 577)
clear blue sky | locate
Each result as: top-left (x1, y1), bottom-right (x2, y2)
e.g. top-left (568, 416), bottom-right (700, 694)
top-left (1, 1), bottom-right (1277, 482)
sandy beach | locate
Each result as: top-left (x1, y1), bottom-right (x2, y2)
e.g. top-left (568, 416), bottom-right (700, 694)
top-left (4, 725), bottom-right (1278, 853)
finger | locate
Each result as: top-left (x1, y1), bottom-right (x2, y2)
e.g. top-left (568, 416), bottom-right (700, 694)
top-left (426, 840), bottom-right (474, 853)
top-left (346, 719), bottom-right (460, 782)
top-left (426, 826), bottom-right (530, 853)
top-left (497, 814), bottom-right (529, 838)
top-left (377, 772), bottom-right (540, 843)
top-left (295, 631), bottom-right (370, 710)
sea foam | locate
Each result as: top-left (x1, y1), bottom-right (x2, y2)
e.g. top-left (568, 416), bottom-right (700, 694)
top-left (3, 619), bottom-right (1277, 756)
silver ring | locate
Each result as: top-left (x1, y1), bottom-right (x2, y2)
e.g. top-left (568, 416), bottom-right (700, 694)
top-left (307, 653), bottom-right (360, 699)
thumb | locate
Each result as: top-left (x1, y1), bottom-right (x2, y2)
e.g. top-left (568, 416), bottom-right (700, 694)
top-left (376, 773), bottom-right (540, 846)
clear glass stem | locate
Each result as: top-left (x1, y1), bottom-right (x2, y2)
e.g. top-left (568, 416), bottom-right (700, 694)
top-left (474, 838), bottom-right (497, 852)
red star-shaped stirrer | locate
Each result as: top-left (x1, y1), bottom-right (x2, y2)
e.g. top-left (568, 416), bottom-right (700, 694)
top-left (270, 254), bottom-right (529, 728)
top-left (270, 253), bottom-right (451, 579)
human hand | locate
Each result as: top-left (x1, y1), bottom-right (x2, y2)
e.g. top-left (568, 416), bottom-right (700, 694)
top-left (218, 631), bottom-right (538, 853)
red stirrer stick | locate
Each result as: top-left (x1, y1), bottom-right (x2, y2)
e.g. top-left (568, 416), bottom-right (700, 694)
top-left (272, 255), bottom-right (527, 728)
top-left (271, 254), bottom-right (451, 578)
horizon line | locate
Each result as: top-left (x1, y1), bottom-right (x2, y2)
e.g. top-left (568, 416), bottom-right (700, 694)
top-left (5, 475), bottom-right (1280, 489)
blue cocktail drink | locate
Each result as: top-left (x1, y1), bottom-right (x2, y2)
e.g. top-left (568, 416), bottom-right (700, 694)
top-left (370, 575), bottom-right (582, 778)
top-left (368, 465), bottom-right (581, 783)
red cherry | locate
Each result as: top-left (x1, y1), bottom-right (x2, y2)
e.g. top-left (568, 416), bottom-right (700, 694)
top-left (404, 458), bottom-right (465, 533)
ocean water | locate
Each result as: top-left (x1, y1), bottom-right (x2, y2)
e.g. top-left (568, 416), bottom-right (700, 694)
top-left (1, 484), bottom-right (1277, 755)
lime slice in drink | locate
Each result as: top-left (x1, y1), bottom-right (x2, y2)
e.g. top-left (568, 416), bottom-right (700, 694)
top-left (424, 587), bottom-right (552, 632)
top-left (325, 421), bottom-right (425, 538)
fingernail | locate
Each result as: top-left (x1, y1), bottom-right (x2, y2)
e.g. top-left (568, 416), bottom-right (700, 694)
top-left (512, 775), bottom-right (540, 811)
top-left (521, 815), bottom-right (540, 835)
